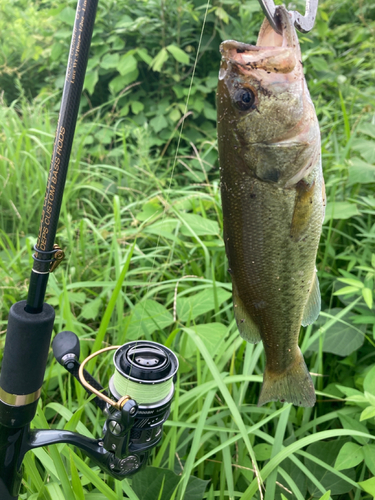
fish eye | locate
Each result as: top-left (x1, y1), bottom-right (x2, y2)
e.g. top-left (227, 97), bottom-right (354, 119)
top-left (233, 88), bottom-right (255, 111)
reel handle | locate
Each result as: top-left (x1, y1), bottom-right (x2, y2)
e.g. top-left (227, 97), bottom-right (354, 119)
top-left (52, 331), bottom-right (109, 411)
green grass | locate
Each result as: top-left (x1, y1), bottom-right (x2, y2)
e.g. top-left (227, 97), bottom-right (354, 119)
top-left (1, 0), bottom-right (375, 499)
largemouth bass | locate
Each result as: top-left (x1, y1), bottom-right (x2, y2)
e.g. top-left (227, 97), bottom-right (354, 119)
top-left (217, 6), bottom-right (325, 407)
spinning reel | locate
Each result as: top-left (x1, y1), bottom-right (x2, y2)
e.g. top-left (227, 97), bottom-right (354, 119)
top-left (52, 332), bottom-right (178, 479)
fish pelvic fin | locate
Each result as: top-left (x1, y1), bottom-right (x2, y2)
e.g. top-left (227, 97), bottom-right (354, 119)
top-left (233, 284), bottom-right (262, 344)
top-left (302, 269), bottom-right (321, 327)
top-left (257, 348), bottom-right (316, 407)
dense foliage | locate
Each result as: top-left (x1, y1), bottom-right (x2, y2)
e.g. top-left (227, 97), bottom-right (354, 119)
top-left (1, 0), bottom-right (375, 498)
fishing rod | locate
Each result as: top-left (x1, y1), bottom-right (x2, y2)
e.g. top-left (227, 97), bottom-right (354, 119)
top-left (0, 1), bottom-right (178, 498)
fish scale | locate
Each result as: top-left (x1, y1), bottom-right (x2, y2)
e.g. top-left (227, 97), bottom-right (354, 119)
top-left (217, 6), bottom-right (325, 406)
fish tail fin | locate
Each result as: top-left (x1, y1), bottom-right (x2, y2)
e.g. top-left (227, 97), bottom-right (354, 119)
top-left (257, 348), bottom-right (316, 407)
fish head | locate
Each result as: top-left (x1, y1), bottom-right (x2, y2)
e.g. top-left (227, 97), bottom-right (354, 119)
top-left (217, 6), bottom-right (310, 146)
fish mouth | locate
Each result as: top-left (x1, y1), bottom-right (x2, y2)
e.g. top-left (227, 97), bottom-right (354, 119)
top-left (220, 6), bottom-right (300, 75)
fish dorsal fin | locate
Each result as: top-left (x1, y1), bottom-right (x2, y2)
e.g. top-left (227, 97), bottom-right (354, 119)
top-left (301, 270), bottom-right (321, 326)
top-left (233, 283), bottom-right (262, 343)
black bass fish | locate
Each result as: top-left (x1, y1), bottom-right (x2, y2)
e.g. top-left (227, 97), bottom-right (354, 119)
top-left (217, 6), bottom-right (325, 407)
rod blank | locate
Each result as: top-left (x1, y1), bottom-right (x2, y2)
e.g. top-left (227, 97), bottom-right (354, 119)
top-left (26, 0), bottom-right (99, 313)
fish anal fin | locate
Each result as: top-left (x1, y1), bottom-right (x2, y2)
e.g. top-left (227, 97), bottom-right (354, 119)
top-left (257, 348), bottom-right (315, 407)
top-left (302, 270), bottom-right (321, 327)
top-left (290, 179), bottom-right (315, 242)
top-left (233, 285), bottom-right (262, 344)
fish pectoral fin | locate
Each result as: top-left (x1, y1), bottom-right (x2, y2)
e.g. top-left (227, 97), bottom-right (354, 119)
top-left (290, 179), bottom-right (316, 242)
top-left (257, 348), bottom-right (316, 407)
top-left (233, 285), bottom-right (262, 344)
top-left (301, 269), bottom-right (321, 326)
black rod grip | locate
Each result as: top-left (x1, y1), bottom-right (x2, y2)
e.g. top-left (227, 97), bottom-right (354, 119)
top-left (0, 301), bottom-right (55, 396)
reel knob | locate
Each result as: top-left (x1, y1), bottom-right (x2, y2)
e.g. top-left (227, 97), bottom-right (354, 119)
top-left (52, 331), bottom-right (80, 368)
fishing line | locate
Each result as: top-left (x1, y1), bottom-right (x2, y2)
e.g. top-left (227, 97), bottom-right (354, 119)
top-left (118, 1), bottom-right (211, 400)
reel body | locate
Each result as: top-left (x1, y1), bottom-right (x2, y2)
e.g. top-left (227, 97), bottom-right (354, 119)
top-left (51, 333), bottom-right (178, 478)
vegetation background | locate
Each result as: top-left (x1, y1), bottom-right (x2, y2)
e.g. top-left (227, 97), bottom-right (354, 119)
top-left (1, 0), bottom-right (375, 498)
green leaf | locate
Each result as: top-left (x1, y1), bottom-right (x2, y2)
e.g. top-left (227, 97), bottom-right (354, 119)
top-left (131, 101), bottom-right (144, 114)
top-left (254, 443), bottom-right (272, 461)
top-left (31, 448), bottom-right (58, 480)
top-left (203, 106), bottom-right (217, 121)
top-left (169, 107), bottom-right (181, 122)
top-left (179, 213), bottom-right (219, 236)
top-left (242, 429), bottom-right (373, 499)
top-left (185, 329), bottom-right (262, 485)
top-left (84, 70), bottom-right (99, 95)
top-left (92, 243), bottom-right (135, 352)
top-left (51, 42), bottom-right (64, 62)
top-left (132, 467), bottom-right (208, 500)
top-left (333, 285), bottom-right (360, 295)
top-left (45, 483), bottom-right (66, 500)
top-left (67, 291), bottom-right (86, 305)
top-left (166, 44), bottom-right (189, 65)
top-left (337, 277), bottom-right (364, 288)
top-left (317, 492), bottom-right (331, 500)
top-left (80, 297), bottom-right (101, 320)
top-left (308, 308), bottom-right (365, 356)
top-left (137, 200), bottom-right (163, 222)
top-left (177, 287), bottom-right (231, 322)
top-left (362, 287), bottom-right (373, 309)
top-left (58, 6), bottom-right (75, 24)
top-left (118, 53), bottom-right (138, 75)
top-left (150, 48), bottom-right (169, 72)
top-left (339, 415), bottom-right (369, 445)
top-left (185, 476), bottom-right (210, 500)
top-left (348, 157), bottom-right (375, 185)
top-left (68, 453), bottom-right (117, 500)
top-left (143, 218), bottom-right (178, 238)
top-left (359, 477), bottom-right (375, 496)
top-left (126, 299), bottom-right (174, 340)
top-left (304, 440), bottom-right (356, 497)
top-left (149, 114), bottom-right (168, 133)
top-left (334, 442), bottom-right (364, 470)
top-left (215, 6), bottom-right (229, 23)
top-left (183, 322), bottom-right (228, 358)
top-left (324, 202), bottom-right (360, 223)
top-left (364, 365), bottom-right (375, 395)
top-left (69, 452), bottom-right (85, 500)
top-left (137, 48), bottom-right (152, 65)
top-left (360, 405), bottom-right (375, 421)
top-left (363, 444), bottom-right (375, 475)
top-left (122, 479), bottom-right (140, 500)
top-left (364, 391), bottom-right (375, 406)
top-left (109, 70), bottom-right (139, 94)
top-left (100, 53), bottom-right (120, 70)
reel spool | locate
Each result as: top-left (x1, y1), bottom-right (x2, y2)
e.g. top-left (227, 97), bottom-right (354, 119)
top-left (109, 341), bottom-right (178, 453)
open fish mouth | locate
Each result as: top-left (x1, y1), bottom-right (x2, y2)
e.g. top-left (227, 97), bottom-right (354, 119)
top-left (220, 6), bottom-right (301, 77)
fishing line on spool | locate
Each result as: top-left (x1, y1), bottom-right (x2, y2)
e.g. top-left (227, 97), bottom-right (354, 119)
top-left (109, 341), bottom-right (178, 406)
